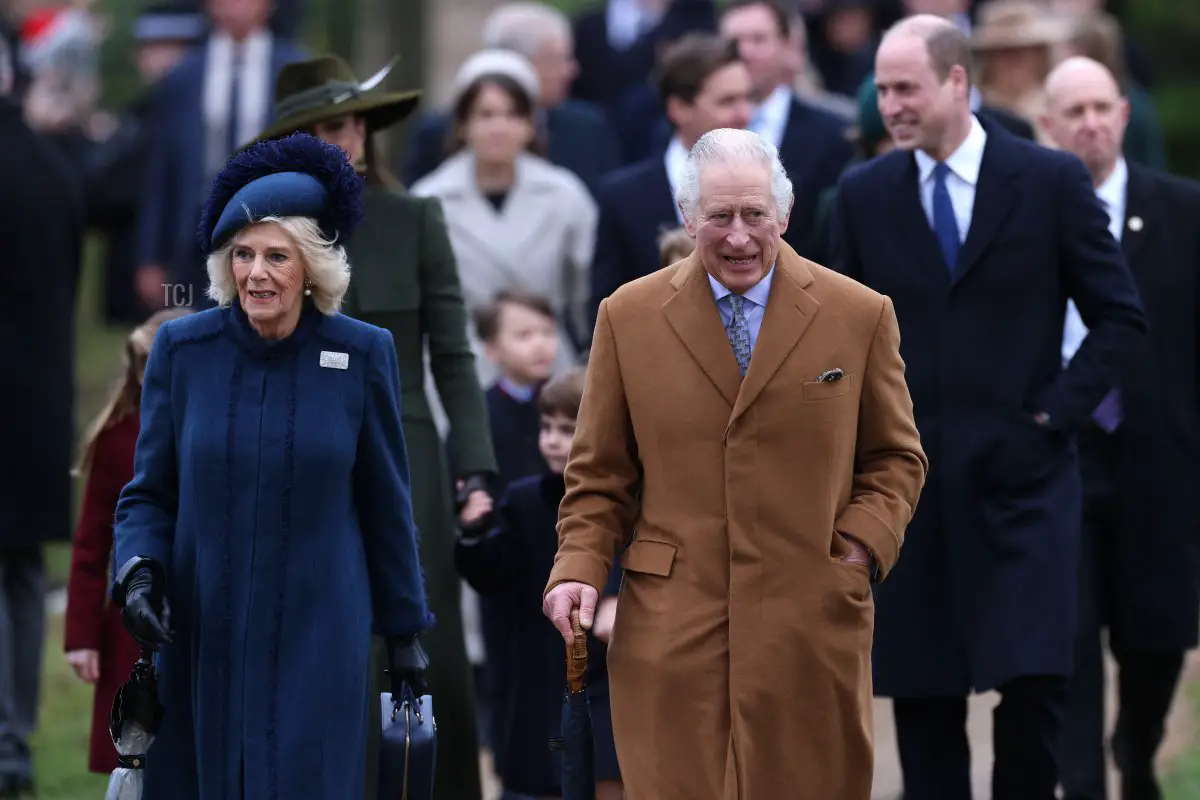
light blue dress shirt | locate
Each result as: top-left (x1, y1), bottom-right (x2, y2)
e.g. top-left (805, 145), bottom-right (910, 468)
top-left (707, 266), bottom-right (775, 355)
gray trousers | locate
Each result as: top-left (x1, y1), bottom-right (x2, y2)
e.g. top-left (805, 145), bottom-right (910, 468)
top-left (0, 547), bottom-right (45, 781)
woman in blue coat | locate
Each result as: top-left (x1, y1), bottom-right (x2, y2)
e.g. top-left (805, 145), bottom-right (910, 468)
top-left (111, 133), bottom-right (433, 799)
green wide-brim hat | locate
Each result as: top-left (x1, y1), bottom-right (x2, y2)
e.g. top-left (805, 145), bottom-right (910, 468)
top-left (251, 54), bottom-right (421, 146)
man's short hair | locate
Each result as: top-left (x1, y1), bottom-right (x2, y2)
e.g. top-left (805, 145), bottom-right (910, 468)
top-left (473, 290), bottom-right (557, 342)
top-left (720, 0), bottom-right (791, 38)
top-left (925, 23), bottom-right (973, 84)
top-left (538, 369), bottom-right (586, 420)
top-left (481, 2), bottom-right (571, 59)
top-left (657, 33), bottom-right (742, 107)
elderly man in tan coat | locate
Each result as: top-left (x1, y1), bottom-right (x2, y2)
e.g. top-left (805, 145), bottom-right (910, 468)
top-left (542, 127), bottom-right (929, 798)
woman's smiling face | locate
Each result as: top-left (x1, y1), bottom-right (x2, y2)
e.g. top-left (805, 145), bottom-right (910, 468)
top-left (231, 221), bottom-right (306, 339)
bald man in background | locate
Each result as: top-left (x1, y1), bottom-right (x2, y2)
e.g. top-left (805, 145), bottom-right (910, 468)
top-left (1043, 56), bottom-right (1200, 800)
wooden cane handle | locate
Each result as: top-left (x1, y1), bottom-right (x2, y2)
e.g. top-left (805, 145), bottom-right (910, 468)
top-left (566, 607), bottom-right (588, 694)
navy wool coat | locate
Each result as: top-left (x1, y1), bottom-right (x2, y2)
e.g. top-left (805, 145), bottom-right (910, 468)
top-left (114, 300), bottom-right (433, 799)
top-left (454, 473), bottom-right (622, 794)
top-left (830, 120), bottom-right (1146, 697)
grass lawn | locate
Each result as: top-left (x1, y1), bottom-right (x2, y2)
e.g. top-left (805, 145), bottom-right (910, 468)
top-left (1163, 683), bottom-right (1200, 798)
top-left (30, 616), bottom-right (110, 798)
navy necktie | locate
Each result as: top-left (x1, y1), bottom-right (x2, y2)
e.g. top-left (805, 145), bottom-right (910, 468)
top-left (226, 46), bottom-right (243, 157)
top-left (932, 162), bottom-right (960, 272)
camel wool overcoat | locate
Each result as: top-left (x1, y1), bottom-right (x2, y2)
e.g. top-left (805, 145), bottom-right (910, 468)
top-left (546, 246), bottom-right (928, 799)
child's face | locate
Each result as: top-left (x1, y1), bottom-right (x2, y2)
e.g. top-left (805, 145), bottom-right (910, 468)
top-left (538, 412), bottom-right (576, 474)
top-left (483, 303), bottom-right (559, 385)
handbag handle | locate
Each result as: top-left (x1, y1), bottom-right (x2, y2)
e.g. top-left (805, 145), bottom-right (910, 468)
top-left (565, 607), bottom-right (588, 695)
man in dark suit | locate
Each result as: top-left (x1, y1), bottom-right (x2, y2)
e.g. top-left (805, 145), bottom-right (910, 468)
top-left (718, 0), bottom-right (853, 258)
top-left (830, 16), bottom-right (1146, 799)
top-left (569, 0), bottom-right (715, 112)
top-left (400, 2), bottom-right (620, 196)
top-left (1042, 56), bottom-right (1200, 800)
top-left (135, 0), bottom-right (305, 312)
top-left (587, 33), bottom-right (750, 327)
top-left (0, 35), bottom-right (84, 798)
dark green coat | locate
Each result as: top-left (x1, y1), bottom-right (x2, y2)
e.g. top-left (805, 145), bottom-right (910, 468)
top-left (342, 186), bottom-right (497, 800)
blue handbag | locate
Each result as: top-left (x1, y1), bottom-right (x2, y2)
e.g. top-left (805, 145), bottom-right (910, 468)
top-left (378, 687), bottom-right (436, 800)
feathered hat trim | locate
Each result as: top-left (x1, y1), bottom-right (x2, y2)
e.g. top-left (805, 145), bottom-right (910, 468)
top-left (197, 133), bottom-right (364, 253)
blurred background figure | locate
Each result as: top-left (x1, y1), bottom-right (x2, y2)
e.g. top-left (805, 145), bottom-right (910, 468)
top-left (404, 1), bottom-right (619, 197)
top-left (81, 1), bottom-right (206, 326)
top-left (411, 48), bottom-right (595, 389)
top-left (0, 29), bottom-right (85, 800)
top-left (969, 0), bottom-right (1071, 144)
top-left (134, 0), bottom-right (306, 313)
top-left (1042, 55), bottom-right (1200, 800)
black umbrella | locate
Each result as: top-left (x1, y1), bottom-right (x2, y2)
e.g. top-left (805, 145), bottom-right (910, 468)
top-left (549, 609), bottom-right (594, 800)
top-left (104, 647), bottom-right (164, 799)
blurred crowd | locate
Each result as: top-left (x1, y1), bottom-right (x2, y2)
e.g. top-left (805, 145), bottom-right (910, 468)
top-left (0, 0), bottom-right (1188, 798)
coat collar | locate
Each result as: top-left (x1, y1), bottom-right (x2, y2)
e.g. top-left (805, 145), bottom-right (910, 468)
top-left (664, 245), bottom-right (819, 420)
top-left (418, 150), bottom-right (564, 199)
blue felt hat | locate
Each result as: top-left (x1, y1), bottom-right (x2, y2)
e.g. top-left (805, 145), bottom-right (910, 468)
top-left (198, 132), bottom-right (364, 253)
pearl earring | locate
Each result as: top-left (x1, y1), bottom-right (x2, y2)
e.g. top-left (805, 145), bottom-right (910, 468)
top-left (303, 280), bottom-right (312, 296)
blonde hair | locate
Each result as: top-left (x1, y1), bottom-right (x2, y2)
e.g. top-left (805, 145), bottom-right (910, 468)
top-left (658, 226), bottom-right (696, 268)
top-left (73, 308), bottom-right (193, 477)
top-left (205, 216), bottom-right (351, 314)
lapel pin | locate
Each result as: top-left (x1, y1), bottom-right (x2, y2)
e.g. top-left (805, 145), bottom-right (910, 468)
top-left (320, 351), bottom-right (349, 370)
top-left (1128, 216), bottom-right (1143, 232)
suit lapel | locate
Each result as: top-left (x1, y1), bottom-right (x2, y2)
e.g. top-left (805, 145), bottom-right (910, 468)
top-left (730, 249), bottom-right (819, 424)
top-left (953, 127), bottom-right (1018, 284)
top-left (651, 160), bottom-right (682, 226)
top-left (890, 157), bottom-right (950, 285)
top-left (663, 256), bottom-right (742, 408)
top-left (1122, 165), bottom-right (1157, 272)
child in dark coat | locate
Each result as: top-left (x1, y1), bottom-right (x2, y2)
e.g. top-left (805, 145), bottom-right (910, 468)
top-left (456, 370), bottom-right (623, 800)
top-left (458, 290), bottom-right (561, 765)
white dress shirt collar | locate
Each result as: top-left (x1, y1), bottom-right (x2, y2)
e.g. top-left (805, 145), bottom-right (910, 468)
top-left (606, 0), bottom-right (662, 50)
top-left (914, 114), bottom-right (987, 187)
top-left (1095, 157), bottom-right (1128, 232)
top-left (664, 136), bottom-right (689, 223)
top-left (707, 265), bottom-right (775, 307)
top-left (750, 84), bottom-right (792, 148)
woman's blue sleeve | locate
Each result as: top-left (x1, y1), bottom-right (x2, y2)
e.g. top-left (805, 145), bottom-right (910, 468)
top-left (355, 329), bottom-right (435, 637)
top-left (114, 324), bottom-right (178, 571)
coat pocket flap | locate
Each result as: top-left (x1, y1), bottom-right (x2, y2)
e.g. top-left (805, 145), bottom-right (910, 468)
top-left (802, 373), bottom-right (855, 401)
top-left (621, 539), bottom-right (677, 577)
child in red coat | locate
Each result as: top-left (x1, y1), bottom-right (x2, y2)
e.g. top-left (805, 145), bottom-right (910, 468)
top-left (63, 309), bottom-right (189, 773)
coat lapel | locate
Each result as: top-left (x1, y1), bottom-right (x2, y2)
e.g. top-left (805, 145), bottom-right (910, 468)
top-left (889, 158), bottom-right (949, 285)
top-left (663, 256), bottom-right (743, 408)
top-left (952, 126), bottom-right (1018, 284)
top-left (730, 249), bottom-right (819, 425)
top-left (1121, 165), bottom-right (1157, 273)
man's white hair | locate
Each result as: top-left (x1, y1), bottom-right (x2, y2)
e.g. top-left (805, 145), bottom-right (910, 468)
top-left (677, 129), bottom-right (794, 224)
top-left (206, 216), bottom-right (351, 315)
top-left (481, 2), bottom-right (572, 60)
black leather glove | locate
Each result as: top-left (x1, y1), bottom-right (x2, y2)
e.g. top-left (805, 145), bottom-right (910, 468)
top-left (453, 473), bottom-right (492, 513)
top-left (386, 635), bottom-right (430, 699)
top-left (112, 556), bottom-right (173, 650)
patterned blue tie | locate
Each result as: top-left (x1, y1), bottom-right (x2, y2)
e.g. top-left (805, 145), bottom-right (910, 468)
top-left (933, 162), bottom-right (960, 272)
top-left (726, 295), bottom-right (752, 376)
